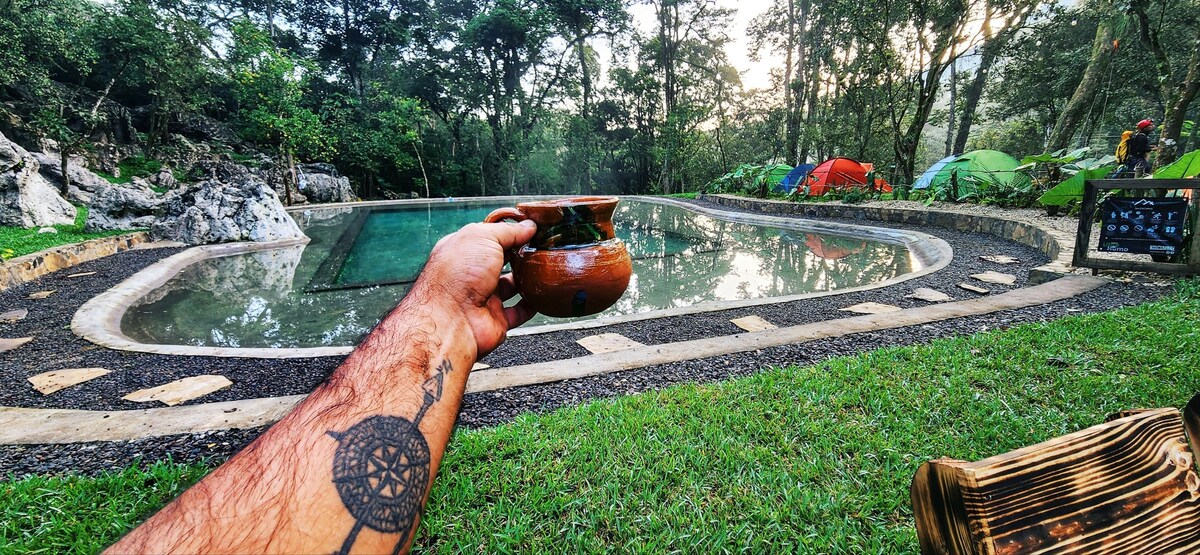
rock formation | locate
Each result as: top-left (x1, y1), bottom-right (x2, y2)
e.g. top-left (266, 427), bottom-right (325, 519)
top-left (151, 174), bottom-right (305, 245)
top-left (0, 132), bottom-right (76, 228)
top-left (32, 152), bottom-right (112, 205)
top-left (298, 163), bottom-right (356, 204)
top-left (86, 180), bottom-right (162, 231)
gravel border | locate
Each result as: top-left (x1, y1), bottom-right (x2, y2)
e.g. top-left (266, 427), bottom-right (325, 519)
top-left (0, 200), bottom-right (1172, 476)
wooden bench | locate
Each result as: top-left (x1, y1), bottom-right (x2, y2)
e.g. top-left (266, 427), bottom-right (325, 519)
top-left (911, 394), bottom-right (1200, 554)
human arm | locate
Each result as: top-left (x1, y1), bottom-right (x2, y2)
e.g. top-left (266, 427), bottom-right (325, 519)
top-left (105, 220), bottom-right (538, 554)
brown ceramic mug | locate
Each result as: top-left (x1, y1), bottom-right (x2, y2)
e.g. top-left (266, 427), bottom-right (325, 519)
top-left (484, 197), bottom-right (633, 318)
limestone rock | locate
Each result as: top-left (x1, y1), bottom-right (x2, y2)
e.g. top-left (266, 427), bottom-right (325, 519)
top-left (122, 375), bottom-right (233, 406)
top-left (298, 163), bottom-right (356, 204)
top-left (0, 337), bottom-right (33, 352)
top-left (0, 131), bottom-right (76, 227)
top-left (730, 315), bottom-right (778, 332)
top-left (153, 167), bottom-right (178, 190)
top-left (958, 282), bottom-right (990, 294)
top-left (151, 176), bottom-right (306, 245)
top-left (86, 181), bottom-right (162, 231)
top-left (31, 151), bottom-right (112, 205)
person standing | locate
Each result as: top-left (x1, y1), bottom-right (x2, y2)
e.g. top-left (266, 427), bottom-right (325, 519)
top-left (1129, 119), bottom-right (1156, 178)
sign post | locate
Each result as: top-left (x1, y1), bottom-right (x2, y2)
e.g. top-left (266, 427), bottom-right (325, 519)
top-left (1074, 179), bottom-right (1200, 275)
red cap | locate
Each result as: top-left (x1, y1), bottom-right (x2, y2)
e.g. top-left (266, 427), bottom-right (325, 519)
top-left (1137, 119), bottom-right (1154, 130)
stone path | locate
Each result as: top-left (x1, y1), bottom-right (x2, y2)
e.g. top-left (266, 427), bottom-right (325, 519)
top-left (0, 274), bottom-right (1107, 445)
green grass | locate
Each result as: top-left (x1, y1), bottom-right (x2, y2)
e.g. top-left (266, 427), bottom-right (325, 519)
top-left (1, 461), bottom-right (210, 553)
top-left (0, 205), bottom-right (136, 260)
top-left (658, 192), bottom-right (698, 199)
top-left (3, 282), bottom-right (1198, 553)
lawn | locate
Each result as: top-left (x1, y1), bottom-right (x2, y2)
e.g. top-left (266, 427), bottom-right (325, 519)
top-left (0, 206), bottom-right (137, 260)
top-left (4, 280), bottom-right (1198, 553)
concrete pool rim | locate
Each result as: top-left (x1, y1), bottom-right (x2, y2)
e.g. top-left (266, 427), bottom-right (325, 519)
top-left (72, 195), bottom-right (954, 358)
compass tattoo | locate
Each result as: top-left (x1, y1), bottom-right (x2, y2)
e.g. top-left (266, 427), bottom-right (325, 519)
top-left (328, 359), bottom-right (453, 555)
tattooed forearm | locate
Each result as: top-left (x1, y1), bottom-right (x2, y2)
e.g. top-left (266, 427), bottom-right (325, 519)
top-left (328, 359), bottom-right (454, 555)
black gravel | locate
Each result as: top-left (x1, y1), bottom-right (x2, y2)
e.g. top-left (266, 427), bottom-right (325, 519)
top-left (0, 201), bottom-right (1172, 477)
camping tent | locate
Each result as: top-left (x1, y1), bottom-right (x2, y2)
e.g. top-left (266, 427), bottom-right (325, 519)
top-left (913, 150), bottom-right (1027, 194)
top-left (805, 157), bottom-right (891, 196)
top-left (913, 154), bottom-right (959, 190)
top-left (776, 163), bottom-right (816, 192)
top-left (758, 164), bottom-right (794, 190)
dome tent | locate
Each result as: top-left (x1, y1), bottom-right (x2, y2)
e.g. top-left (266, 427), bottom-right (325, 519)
top-left (912, 154), bottom-right (959, 190)
top-left (805, 157), bottom-right (891, 196)
top-left (776, 163), bottom-right (816, 192)
top-left (914, 150), bottom-right (1027, 195)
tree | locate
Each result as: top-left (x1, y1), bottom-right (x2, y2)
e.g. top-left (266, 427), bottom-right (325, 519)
top-left (1130, 0), bottom-right (1200, 166)
top-left (1046, 0), bottom-right (1118, 151)
top-left (228, 20), bottom-right (331, 204)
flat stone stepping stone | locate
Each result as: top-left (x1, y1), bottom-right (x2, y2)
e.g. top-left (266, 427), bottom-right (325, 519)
top-left (980, 255), bottom-right (1020, 264)
top-left (26, 290), bottom-right (54, 300)
top-left (971, 271), bottom-right (1017, 285)
top-left (1, 309), bottom-right (28, 323)
top-left (958, 282), bottom-right (990, 294)
top-left (122, 375), bottom-right (233, 406)
top-left (66, 271), bottom-right (97, 278)
top-left (28, 368), bottom-right (111, 395)
top-left (577, 333), bottom-right (644, 354)
top-left (471, 362), bottom-right (490, 371)
top-left (906, 288), bottom-right (953, 302)
top-left (0, 337), bottom-right (33, 352)
top-left (730, 315), bottom-right (778, 332)
top-left (839, 302), bottom-right (902, 314)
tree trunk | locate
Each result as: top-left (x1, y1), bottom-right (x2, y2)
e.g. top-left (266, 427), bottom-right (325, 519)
top-left (1133, 0), bottom-right (1200, 168)
top-left (945, 60), bottom-right (957, 157)
top-left (953, 46), bottom-right (999, 154)
top-left (283, 149), bottom-right (295, 206)
top-left (782, 0), bottom-right (798, 165)
top-left (1047, 0), bottom-right (1115, 152)
top-left (576, 36), bottom-right (594, 194)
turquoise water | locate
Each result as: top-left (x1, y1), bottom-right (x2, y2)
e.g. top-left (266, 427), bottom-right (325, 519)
top-left (122, 199), bottom-right (915, 348)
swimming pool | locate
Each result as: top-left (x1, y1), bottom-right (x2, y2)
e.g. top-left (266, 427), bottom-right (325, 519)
top-left (106, 197), bottom-right (944, 351)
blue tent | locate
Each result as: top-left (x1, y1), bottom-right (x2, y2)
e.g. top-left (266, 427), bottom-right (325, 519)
top-left (775, 164), bottom-right (816, 192)
top-left (913, 154), bottom-right (959, 190)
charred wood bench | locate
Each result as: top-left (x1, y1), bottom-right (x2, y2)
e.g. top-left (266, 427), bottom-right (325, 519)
top-left (911, 394), bottom-right (1200, 554)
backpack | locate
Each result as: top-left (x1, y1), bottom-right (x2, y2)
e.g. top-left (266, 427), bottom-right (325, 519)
top-left (1115, 130), bottom-right (1133, 164)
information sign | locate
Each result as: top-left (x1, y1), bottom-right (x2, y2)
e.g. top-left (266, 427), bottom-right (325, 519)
top-left (1097, 197), bottom-right (1188, 256)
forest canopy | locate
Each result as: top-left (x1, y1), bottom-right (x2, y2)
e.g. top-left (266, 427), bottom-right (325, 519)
top-left (1, 0), bottom-right (1197, 199)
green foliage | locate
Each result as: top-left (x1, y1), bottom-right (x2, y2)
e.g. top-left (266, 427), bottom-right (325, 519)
top-left (0, 205), bottom-right (135, 258)
top-left (228, 21), bottom-right (331, 161)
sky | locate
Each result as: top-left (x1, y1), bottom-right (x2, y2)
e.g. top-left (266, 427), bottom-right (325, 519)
top-left (626, 0), bottom-right (787, 91)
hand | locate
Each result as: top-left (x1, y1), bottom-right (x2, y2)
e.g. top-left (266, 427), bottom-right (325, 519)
top-left (410, 219), bottom-right (539, 356)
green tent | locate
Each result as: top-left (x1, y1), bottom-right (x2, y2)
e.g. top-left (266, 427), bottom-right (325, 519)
top-left (1153, 150), bottom-right (1200, 179)
top-left (1037, 164), bottom-right (1117, 206)
top-left (924, 149), bottom-right (1028, 195)
top-left (756, 163), bottom-right (794, 188)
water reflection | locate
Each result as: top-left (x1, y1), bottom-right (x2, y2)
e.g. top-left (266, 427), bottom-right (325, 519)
top-left (123, 200), bottom-right (915, 348)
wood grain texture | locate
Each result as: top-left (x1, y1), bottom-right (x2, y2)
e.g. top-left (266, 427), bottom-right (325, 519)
top-left (912, 406), bottom-right (1200, 554)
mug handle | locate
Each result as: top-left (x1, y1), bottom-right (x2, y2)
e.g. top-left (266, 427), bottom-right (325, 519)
top-left (483, 208), bottom-right (529, 274)
top-left (484, 207), bottom-right (526, 224)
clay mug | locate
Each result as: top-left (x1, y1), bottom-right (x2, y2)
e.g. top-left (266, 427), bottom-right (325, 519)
top-left (484, 197), bottom-right (633, 318)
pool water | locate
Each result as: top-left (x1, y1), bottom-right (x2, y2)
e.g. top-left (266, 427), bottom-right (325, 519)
top-left (122, 199), bottom-right (915, 348)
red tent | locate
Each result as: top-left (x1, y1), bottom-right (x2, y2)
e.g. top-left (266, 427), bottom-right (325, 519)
top-left (805, 157), bottom-right (891, 196)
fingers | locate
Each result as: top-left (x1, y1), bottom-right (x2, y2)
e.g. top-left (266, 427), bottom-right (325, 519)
top-left (503, 299), bottom-right (537, 330)
top-left (474, 219), bottom-right (537, 250)
top-left (497, 273), bottom-right (518, 301)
